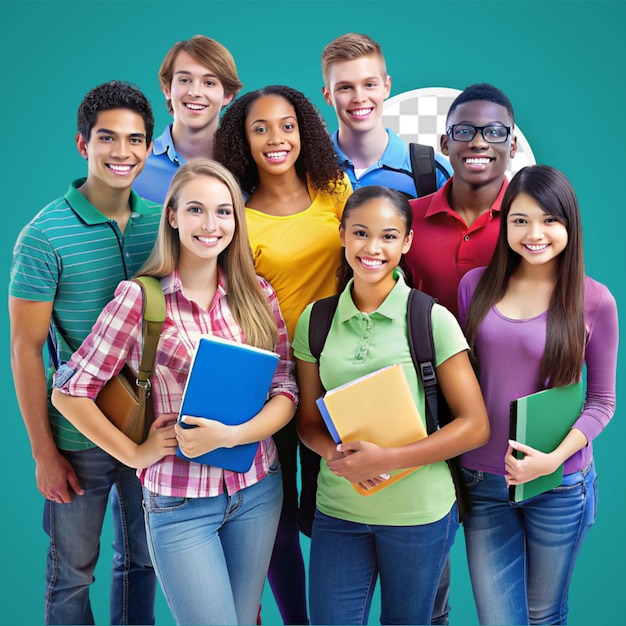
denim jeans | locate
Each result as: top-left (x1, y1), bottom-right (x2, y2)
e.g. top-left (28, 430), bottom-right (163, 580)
top-left (309, 504), bottom-right (458, 625)
top-left (43, 447), bottom-right (156, 625)
top-left (143, 462), bottom-right (282, 626)
top-left (462, 463), bottom-right (597, 625)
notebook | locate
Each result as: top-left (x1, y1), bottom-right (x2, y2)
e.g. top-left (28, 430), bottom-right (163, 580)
top-left (509, 381), bottom-right (584, 502)
top-left (176, 335), bottom-right (279, 472)
top-left (316, 363), bottom-right (427, 495)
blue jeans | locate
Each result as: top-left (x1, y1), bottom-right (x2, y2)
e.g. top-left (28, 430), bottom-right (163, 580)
top-left (143, 462), bottom-right (282, 625)
top-left (462, 463), bottom-right (597, 625)
top-left (44, 447), bottom-right (156, 625)
top-left (309, 504), bottom-right (458, 625)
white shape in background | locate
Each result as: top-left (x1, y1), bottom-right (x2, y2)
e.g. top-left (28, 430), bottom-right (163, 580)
top-left (382, 87), bottom-right (536, 181)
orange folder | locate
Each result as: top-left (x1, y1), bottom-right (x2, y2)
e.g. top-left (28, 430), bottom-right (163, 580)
top-left (316, 364), bottom-right (427, 495)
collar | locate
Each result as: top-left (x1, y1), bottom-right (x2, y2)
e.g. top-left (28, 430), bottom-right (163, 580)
top-left (152, 124), bottom-right (183, 165)
top-left (424, 177), bottom-right (508, 219)
top-left (336, 271), bottom-right (411, 323)
top-left (64, 178), bottom-right (152, 224)
top-left (331, 129), bottom-right (405, 171)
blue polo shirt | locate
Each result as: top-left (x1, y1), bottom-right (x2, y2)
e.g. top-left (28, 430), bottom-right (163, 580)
top-left (293, 275), bottom-right (465, 525)
top-left (134, 124), bottom-right (184, 204)
top-left (331, 128), bottom-right (451, 198)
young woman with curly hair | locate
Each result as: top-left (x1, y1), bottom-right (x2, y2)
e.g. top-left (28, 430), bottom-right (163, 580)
top-left (214, 84), bottom-right (351, 625)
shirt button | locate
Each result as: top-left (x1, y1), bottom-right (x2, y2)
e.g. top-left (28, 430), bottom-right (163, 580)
top-left (125, 251), bottom-right (131, 257)
top-left (464, 235), bottom-right (470, 242)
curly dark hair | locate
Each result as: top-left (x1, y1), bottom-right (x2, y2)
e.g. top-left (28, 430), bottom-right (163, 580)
top-left (214, 85), bottom-right (344, 194)
top-left (77, 80), bottom-right (154, 143)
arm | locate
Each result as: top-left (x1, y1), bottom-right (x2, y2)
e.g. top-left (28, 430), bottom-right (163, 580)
top-left (51, 390), bottom-right (177, 469)
top-left (328, 350), bottom-right (490, 484)
top-left (296, 359), bottom-right (344, 463)
top-left (9, 296), bottom-right (84, 503)
top-left (505, 282), bottom-right (619, 485)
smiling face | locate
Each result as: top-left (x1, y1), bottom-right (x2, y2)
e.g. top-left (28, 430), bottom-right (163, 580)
top-left (441, 100), bottom-right (516, 188)
top-left (164, 50), bottom-right (234, 132)
top-left (168, 174), bottom-right (236, 266)
top-left (245, 94), bottom-right (301, 176)
top-left (506, 192), bottom-right (568, 270)
top-left (323, 54), bottom-right (391, 135)
top-left (340, 197), bottom-right (413, 290)
top-left (76, 108), bottom-right (150, 192)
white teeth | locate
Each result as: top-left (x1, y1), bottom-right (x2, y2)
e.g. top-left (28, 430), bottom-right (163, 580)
top-left (525, 243), bottom-right (549, 251)
top-left (361, 258), bottom-right (383, 267)
top-left (465, 158), bottom-right (491, 165)
top-left (108, 164), bottom-right (132, 172)
top-left (197, 236), bottom-right (218, 244)
top-left (350, 108), bottom-right (372, 117)
top-left (265, 151), bottom-right (288, 159)
top-left (185, 103), bottom-right (206, 110)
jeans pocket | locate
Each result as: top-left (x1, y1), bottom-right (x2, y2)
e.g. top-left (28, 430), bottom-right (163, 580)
top-left (145, 490), bottom-right (190, 513)
top-left (461, 467), bottom-right (482, 488)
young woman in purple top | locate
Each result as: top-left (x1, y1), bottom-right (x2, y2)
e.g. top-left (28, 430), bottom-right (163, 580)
top-left (457, 165), bottom-right (618, 625)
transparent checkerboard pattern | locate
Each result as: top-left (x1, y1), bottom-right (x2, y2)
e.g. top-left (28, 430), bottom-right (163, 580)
top-left (382, 87), bottom-right (535, 180)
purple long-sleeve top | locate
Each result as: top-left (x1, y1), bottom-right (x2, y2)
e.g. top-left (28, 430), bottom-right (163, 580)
top-left (458, 267), bottom-right (618, 476)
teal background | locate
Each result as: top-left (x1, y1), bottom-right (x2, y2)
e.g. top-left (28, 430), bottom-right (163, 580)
top-left (1, 0), bottom-right (624, 623)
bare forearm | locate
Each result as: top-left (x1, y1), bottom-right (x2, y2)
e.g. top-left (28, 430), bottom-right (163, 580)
top-left (229, 395), bottom-right (296, 446)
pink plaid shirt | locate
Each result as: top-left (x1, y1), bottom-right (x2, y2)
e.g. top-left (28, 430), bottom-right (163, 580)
top-left (56, 269), bottom-right (298, 498)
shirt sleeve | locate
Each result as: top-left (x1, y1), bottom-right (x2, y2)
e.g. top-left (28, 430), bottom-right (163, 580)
top-left (53, 280), bottom-right (144, 398)
top-left (457, 267), bottom-right (485, 329)
top-left (431, 304), bottom-right (470, 366)
top-left (9, 223), bottom-right (59, 301)
top-left (574, 282), bottom-right (619, 442)
top-left (259, 277), bottom-right (298, 406)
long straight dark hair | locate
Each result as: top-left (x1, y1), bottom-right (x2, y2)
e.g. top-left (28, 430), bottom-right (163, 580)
top-left (464, 165), bottom-right (585, 388)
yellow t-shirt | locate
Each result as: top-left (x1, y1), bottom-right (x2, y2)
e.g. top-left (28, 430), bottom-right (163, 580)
top-left (245, 175), bottom-right (351, 340)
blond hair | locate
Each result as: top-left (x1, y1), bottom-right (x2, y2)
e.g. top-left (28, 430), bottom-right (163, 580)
top-left (321, 33), bottom-right (387, 85)
top-left (138, 159), bottom-right (278, 351)
top-left (159, 35), bottom-right (243, 114)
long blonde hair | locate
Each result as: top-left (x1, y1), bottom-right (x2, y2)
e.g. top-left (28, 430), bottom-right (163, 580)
top-left (138, 159), bottom-right (278, 351)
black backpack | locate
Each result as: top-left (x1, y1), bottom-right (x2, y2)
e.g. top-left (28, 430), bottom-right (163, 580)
top-left (409, 143), bottom-right (451, 198)
top-left (308, 288), bottom-right (471, 522)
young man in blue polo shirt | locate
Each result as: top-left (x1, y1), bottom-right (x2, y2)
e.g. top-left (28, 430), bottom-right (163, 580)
top-left (321, 32), bottom-right (450, 198)
top-left (134, 34), bottom-right (242, 204)
top-left (9, 80), bottom-right (161, 625)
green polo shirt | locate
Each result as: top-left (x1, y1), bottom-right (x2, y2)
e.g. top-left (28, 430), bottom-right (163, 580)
top-left (293, 275), bottom-right (466, 525)
top-left (10, 179), bottom-right (161, 450)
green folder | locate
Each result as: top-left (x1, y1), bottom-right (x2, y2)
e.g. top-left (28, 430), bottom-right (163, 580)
top-left (508, 381), bottom-right (584, 502)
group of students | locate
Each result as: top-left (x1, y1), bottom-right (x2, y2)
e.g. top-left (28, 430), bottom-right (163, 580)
top-left (8, 31), bottom-right (618, 626)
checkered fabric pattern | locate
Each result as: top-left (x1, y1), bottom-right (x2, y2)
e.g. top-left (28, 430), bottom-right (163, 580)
top-left (382, 87), bottom-right (535, 180)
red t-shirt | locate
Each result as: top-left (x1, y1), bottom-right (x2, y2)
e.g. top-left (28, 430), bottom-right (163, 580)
top-left (404, 178), bottom-right (508, 319)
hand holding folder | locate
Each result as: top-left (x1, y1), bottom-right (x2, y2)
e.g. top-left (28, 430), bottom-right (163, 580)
top-left (176, 335), bottom-right (279, 472)
top-left (508, 381), bottom-right (583, 502)
top-left (316, 363), bottom-right (427, 495)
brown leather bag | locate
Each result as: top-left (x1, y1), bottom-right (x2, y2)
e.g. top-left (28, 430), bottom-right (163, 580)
top-left (94, 276), bottom-right (165, 444)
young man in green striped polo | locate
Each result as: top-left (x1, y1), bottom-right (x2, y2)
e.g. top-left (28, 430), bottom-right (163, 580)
top-left (9, 80), bottom-right (160, 625)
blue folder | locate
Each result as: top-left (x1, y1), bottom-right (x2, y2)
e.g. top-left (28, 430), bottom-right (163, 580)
top-left (176, 335), bottom-right (279, 472)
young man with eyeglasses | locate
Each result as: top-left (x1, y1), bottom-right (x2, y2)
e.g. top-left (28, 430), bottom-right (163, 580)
top-left (404, 83), bottom-right (517, 319)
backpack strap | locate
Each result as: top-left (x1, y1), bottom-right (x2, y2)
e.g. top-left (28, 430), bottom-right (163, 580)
top-left (406, 289), bottom-right (439, 434)
top-left (131, 276), bottom-right (166, 393)
top-left (409, 143), bottom-right (451, 198)
top-left (406, 288), bottom-right (472, 521)
top-left (308, 295), bottom-right (340, 362)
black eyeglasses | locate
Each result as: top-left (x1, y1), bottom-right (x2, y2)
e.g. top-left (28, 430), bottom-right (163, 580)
top-left (447, 124), bottom-right (511, 144)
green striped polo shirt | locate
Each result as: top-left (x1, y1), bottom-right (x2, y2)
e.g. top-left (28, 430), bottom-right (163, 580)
top-left (10, 179), bottom-right (161, 450)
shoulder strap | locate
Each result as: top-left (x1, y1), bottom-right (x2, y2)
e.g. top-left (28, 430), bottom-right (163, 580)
top-left (131, 276), bottom-right (166, 389)
top-left (409, 143), bottom-right (438, 198)
top-left (406, 288), bottom-right (439, 434)
top-left (308, 295), bottom-right (340, 362)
